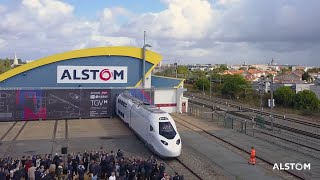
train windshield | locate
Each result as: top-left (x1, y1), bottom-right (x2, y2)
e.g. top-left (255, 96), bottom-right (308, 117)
top-left (159, 122), bottom-right (176, 139)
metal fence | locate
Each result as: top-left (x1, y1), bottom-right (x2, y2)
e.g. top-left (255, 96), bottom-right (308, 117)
top-left (188, 102), bottom-right (256, 135)
top-left (188, 101), bottom-right (320, 159)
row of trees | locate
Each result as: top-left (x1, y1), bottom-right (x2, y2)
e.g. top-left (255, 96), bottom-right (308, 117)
top-left (155, 65), bottom-right (320, 113)
top-left (155, 65), bottom-right (250, 98)
top-left (274, 87), bottom-right (320, 111)
top-left (192, 74), bottom-right (249, 99)
top-left (307, 67), bottom-right (320, 73)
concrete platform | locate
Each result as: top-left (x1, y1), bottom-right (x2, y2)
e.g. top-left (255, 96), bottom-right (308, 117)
top-left (56, 120), bottom-right (65, 139)
top-left (0, 118), bottom-right (135, 157)
top-left (173, 113), bottom-right (320, 180)
top-left (18, 120), bottom-right (55, 140)
top-left (0, 122), bottom-right (15, 139)
top-left (68, 118), bottom-right (132, 138)
top-left (2, 121), bottom-right (25, 141)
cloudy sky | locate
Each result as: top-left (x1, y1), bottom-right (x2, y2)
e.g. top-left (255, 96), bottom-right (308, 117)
top-left (0, 0), bottom-right (319, 66)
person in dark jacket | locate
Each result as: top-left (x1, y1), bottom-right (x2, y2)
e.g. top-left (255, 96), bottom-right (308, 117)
top-left (12, 166), bottom-right (24, 180)
top-left (56, 162), bottom-right (63, 180)
top-left (40, 164), bottom-right (56, 180)
top-left (0, 167), bottom-right (7, 180)
top-left (77, 162), bottom-right (85, 180)
top-left (159, 162), bottom-right (165, 178)
top-left (34, 167), bottom-right (43, 180)
top-left (92, 161), bottom-right (101, 180)
top-left (145, 160), bottom-right (152, 180)
top-left (100, 156), bottom-right (107, 179)
top-left (173, 172), bottom-right (183, 180)
top-left (71, 156), bottom-right (78, 176)
top-left (67, 161), bottom-right (73, 180)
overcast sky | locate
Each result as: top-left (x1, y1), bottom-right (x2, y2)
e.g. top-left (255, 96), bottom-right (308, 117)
top-left (0, 0), bottom-right (319, 66)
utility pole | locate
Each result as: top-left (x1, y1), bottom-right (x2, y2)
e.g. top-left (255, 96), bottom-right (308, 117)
top-left (142, 31), bottom-right (146, 88)
top-left (259, 78), bottom-right (264, 116)
top-left (175, 62), bottom-right (178, 78)
top-left (202, 80), bottom-right (204, 95)
top-left (142, 31), bottom-right (152, 88)
top-left (176, 68), bottom-right (178, 78)
top-left (270, 75), bottom-right (274, 131)
top-left (144, 30), bottom-right (146, 46)
top-left (210, 75), bottom-right (212, 98)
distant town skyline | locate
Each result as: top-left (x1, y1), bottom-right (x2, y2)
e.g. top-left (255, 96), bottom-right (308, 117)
top-left (0, 0), bottom-right (320, 66)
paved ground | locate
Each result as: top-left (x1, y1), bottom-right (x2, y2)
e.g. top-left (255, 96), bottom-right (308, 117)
top-left (0, 118), bottom-right (144, 158)
top-left (173, 113), bottom-right (320, 180)
top-left (0, 118), bottom-right (199, 179)
top-left (1, 115), bottom-right (315, 180)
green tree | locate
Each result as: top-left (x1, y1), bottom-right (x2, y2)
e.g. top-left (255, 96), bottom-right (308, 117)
top-left (302, 72), bottom-right (312, 82)
top-left (221, 75), bottom-right (249, 98)
top-left (154, 67), bottom-right (176, 77)
top-left (294, 90), bottom-right (320, 111)
top-left (266, 74), bottom-right (274, 79)
top-left (0, 59), bottom-right (11, 74)
top-left (274, 86), bottom-right (295, 107)
top-left (192, 70), bottom-right (206, 78)
top-left (210, 73), bottom-right (223, 83)
top-left (176, 66), bottom-right (189, 79)
top-left (219, 64), bottom-right (228, 71)
top-left (307, 68), bottom-right (320, 73)
top-left (194, 77), bottom-right (210, 91)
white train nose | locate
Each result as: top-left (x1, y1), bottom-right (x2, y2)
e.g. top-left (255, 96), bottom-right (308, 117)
top-left (158, 141), bottom-right (181, 157)
top-left (162, 146), bottom-right (181, 157)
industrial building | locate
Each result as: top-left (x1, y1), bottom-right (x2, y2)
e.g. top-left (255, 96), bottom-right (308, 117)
top-left (0, 46), bottom-right (188, 121)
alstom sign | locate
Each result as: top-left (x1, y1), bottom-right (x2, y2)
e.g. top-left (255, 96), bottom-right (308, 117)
top-left (57, 66), bottom-right (127, 83)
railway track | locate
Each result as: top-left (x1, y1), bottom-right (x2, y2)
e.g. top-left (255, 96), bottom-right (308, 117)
top-left (185, 93), bottom-right (320, 128)
top-left (256, 130), bottom-right (320, 154)
top-left (164, 158), bottom-right (203, 180)
top-left (189, 98), bottom-right (320, 140)
top-left (172, 114), bottom-right (304, 180)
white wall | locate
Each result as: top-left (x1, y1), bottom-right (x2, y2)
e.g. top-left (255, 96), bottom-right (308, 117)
top-left (295, 84), bottom-right (312, 93)
top-left (154, 89), bottom-right (177, 113)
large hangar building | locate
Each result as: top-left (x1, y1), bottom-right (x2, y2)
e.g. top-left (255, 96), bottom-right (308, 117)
top-left (0, 46), bottom-right (188, 121)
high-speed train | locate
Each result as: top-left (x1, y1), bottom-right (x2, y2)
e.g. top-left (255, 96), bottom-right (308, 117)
top-left (116, 92), bottom-right (181, 158)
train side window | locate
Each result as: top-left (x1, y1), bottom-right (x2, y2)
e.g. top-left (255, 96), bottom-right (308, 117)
top-left (150, 125), bottom-right (154, 131)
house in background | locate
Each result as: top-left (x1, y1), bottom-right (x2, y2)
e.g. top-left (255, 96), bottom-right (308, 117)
top-left (274, 71), bottom-right (302, 82)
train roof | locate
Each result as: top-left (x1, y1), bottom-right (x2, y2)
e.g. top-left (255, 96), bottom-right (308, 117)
top-left (120, 93), bottom-right (166, 114)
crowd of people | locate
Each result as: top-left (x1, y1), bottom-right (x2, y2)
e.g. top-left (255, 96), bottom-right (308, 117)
top-left (0, 149), bottom-right (184, 180)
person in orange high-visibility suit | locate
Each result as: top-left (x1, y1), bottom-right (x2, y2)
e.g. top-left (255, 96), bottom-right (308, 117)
top-left (248, 147), bottom-right (256, 165)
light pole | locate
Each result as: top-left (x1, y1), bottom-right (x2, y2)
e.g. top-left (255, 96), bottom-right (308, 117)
top-left (174, 62), bottom-right (178, 78)
top-left (270, 75), bottom-right (274, 131)
top-left (259, 78), bottom-right (265, 116)
top-left (210, 75), bottom-right (212, 98)
top-left (202, 79), bottom-right (205, 95)
top-left (142, 31), bottom-right (152, 88)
